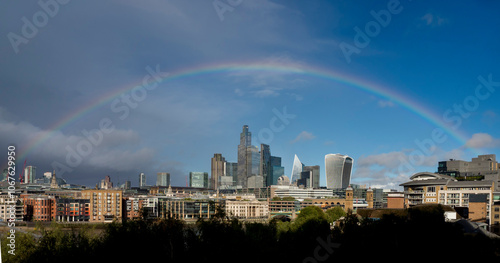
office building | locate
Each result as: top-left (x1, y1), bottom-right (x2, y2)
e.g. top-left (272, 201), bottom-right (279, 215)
top-left (271, 166), bottom-right (285, 186)
top-left (211, 154), bottom-right (226, 190)
top-left (237, 125), bottom-right (252, 188)
top-left (325, 154), bottom-right (353, 189)
top-left (247, 146), bottom-right (261, 178)
top-left (24, 166), bottom-right (36, 184)
top-left (260, 144), bottom-right (271, 187)
top-left (100, 175), bottom-right (113, 189)
top-left (226, 162), bottom-right (238, 185)
top-left (438, 154), bottom-right (498, 176)
top-left (189, 172), bottom-right (209, 188)
top-left (156, 172), bottom-right (170, 187)
top-left (270, 185), bottom-right (334, 200)
top-left (247, 175), bottom-right (264, 188)
top-left (303, 165), bottom-right (320, 189)
top-left (290, 154), bottom-right (304, 184)
top-left (438, 154), bottom-right (500, 191)
top-left (139, 173), bottom-right (146, 188)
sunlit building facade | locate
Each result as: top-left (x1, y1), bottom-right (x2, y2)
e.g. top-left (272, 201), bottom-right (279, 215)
top-left (325, 154), bottom-right (353, 189)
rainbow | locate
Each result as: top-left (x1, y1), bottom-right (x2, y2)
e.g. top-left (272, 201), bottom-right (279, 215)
top-left (15, 61), bottom-right (480, 165)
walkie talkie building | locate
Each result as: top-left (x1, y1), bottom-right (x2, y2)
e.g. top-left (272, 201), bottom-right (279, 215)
top-left (325, 153), bottom-right (353, 189)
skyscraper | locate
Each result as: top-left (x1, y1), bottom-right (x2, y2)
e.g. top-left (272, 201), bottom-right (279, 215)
top-left (325, 154), bottom-right (353, 189)
top-left (139, 173), bottom-right (146, 188)
top-left (303, 165), bottom-right (320, 188)
top-left (24, 166), bottom-right (36, 184)
top-left (290, 154), bottom-right (304, 184)
top-left (189, 172), bottom-right (209, 188)
top-left (226, 162), bottom-right (238, 187)
top-left (100, 175), bottom-right (113, 189)
top-left (247, 146), bottom-right (261, 177)
top-left (211, 153), bottom-right (226, 190)
top-left (260, 144), bottom-right (271, 187)
top-left (270, 156), bottom-right (284, 186)
top-left (237, 125), bottom-right (252, 188)
top-left (156, 172), bottom-right (170, 187)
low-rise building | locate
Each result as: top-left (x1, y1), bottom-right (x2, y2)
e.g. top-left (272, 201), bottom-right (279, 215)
top-left (0, 194), bottom-right (23, 221)
top-left (400, 172), bottom-right (495, 224)
top-left (268, 199), bottom-right (312, 219)
top-left (55, 198), bottom-right (90, 222)
top-left (225, 200), bottom-right (268, 219)
top-left (22, 194), bottom-right (56, 222)
top-left (159, 199), bottom-right (217, 221)
top-left (270, 185), bottom-right (334, 199)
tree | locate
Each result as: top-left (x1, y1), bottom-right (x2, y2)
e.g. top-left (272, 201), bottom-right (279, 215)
top-left (326, 206), bottom-right (346, 224)
top-left (296, 206), bottom-right (326, 222)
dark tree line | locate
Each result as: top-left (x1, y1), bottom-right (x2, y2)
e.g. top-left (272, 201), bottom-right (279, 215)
top-left (1, 205), bottom-right (499, 263)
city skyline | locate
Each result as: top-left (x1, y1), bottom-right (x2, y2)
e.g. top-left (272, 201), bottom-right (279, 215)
top-left (1, 1), bottom-right (499, 189)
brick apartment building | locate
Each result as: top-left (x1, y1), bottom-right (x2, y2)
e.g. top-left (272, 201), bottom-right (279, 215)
top-left (81, 189), bottom-right (123, 223)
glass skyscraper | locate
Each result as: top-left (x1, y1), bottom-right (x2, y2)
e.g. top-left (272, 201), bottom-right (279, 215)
top-left (325, 154), bottom-right (353, 189)
top-left (237, 125), bottom-right (252, 188)
top-left (189, 172), bottom-right (209, 188)
top-left (290, 154), bottom-right (304, 184)
top-left (156, 172), bottom-right (170, 187)
top-left (303, 165), bottom-right (320, 188)
top-left (260, 144), bottom-right (271, 187)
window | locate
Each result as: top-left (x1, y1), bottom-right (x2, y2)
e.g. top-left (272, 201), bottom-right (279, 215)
top-left (427, 186), bottom-right (436, 192)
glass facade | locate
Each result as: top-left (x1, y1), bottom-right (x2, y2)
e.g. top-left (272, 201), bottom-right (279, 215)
top-left (290, 154), bottom-right (304, 184)
top-left (189, 172), bottom-right (209, 188)
top-left (260, 144), bottom-right (271, 187)
top-left (325, 154), bottom-right (353, 189)
top-left (237, 125), bottom-right (252, 188)
top-left (271, 166), bottom-right (285, 186)
top-left (303, 165), bottom-right (320, 189)
top-left (156, 172), bottom-right (170, 187)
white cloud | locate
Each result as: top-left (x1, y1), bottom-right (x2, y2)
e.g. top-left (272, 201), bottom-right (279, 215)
top-left (465, 133), bottom-right (500, 148)
top-left (290, 131), bottom-right (315, 144)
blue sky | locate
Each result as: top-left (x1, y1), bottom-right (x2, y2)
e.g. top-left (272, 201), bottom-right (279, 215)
top-left (1, 0), bottom-right (499, 189)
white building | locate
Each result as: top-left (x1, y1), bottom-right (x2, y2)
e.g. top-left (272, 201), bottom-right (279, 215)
top-left (270, 185), bottom-right (334, 200)
top-left (225, 200), bottom-right (268, 219)
top-left (325, 154), bottom-right (353, 189)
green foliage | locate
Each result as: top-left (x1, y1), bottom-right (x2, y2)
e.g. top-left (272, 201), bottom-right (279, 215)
top-left (325, 206), bottom-right (346, 223)
top-left (3, 204), bottom-right (500, 262)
